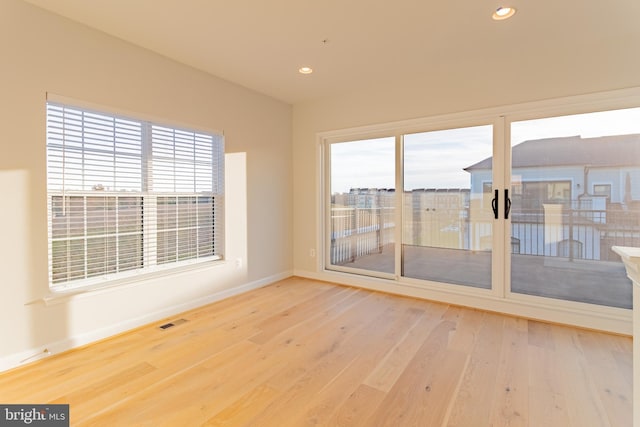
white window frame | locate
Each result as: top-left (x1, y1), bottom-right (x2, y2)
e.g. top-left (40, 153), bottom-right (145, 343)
top-left (46, 98), bottom-right (225, 291)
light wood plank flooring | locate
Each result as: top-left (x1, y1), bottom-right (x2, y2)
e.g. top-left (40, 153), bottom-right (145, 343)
top-left (0, 277), bottom-right (632, 426)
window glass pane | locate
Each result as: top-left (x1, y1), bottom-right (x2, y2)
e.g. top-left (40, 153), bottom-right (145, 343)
top-left (156, 195), bottom-right (216, 265)
top-left (157, 196), bottom-right (177, 264)
top-left (49, 195), bottom-right (144, 283)
top-left (403, 125), bottom-right (493, 288)
top-left (150, 126), bottom-right (223, 194)
top-left (197, 196), bottom-right (215, 257)
top-left (510, 107), bottom-right (640, 308)
top-left (177, 197), bottom-right (197, 260)
top-left (46, 105), bottom-right (143, 192)
top-left (329, 137), bottom-right (396, 274)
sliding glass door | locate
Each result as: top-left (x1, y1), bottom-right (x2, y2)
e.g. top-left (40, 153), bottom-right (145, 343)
top-left (402, 125), bottom-right (494, 288)
top-left (328, 137), bottom-right (396, 275)
top-left (324, 102), bottom-right (637, 312)
top-left (508, 108), bottom-right (640, 308)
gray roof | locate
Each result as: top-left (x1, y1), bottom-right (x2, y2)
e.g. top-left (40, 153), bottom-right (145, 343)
top-left (464, 134), bottom-right (640, 171)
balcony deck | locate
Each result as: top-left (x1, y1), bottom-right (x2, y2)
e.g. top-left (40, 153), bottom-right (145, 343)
top-left (334, 244), bottom-right (632, 309)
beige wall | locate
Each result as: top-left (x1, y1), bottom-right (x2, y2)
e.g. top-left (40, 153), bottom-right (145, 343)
top-left (0, 0), bottom-right (292, 369)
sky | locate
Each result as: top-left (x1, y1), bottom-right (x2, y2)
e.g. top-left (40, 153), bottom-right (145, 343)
top-left (330, 107), bottom-right (640, 194)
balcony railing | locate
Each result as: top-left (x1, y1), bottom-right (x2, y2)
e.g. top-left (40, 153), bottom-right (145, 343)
top-left (330, 207), bottom-right (395, 265)
top-left (330, 205), bottom-right (640, 265)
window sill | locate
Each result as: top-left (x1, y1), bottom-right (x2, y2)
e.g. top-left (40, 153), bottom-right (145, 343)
top-left (40, 258), bottom-right (226, 306)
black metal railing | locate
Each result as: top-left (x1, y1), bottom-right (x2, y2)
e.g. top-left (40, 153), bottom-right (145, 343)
top-left (330, 204), bottom-right (640, 264)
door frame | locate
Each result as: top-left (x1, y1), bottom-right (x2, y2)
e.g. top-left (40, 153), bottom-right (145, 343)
top-left (316, 87), bottom-right (640, 334)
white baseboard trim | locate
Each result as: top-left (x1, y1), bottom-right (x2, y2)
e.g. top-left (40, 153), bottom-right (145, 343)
top-left (0, 270), bottom-right (293, 374)
top-left (293, 269), bottom-right (632, 336)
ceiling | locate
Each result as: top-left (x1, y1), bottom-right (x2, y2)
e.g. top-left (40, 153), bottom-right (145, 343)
top-left (22, 0), bottom-right (640, 105)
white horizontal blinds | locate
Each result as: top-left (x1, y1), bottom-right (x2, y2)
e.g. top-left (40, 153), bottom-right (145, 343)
top-left (46, 104), bottom-right (143, 192)
top-left (46, 101), bottom-right (224, 289)
top-left (49, 196), bottom-right (144, 284)
top-left (155, 196), bottom-right (217, 264)
top-left (47, 103), bottom-right (144, 286)
top-left (149, 125), bottom-right (222, 192)
top-left (151, 126), bottom-right (224, 264)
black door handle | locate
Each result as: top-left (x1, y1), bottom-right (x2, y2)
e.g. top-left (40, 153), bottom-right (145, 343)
top-left (491, 189), bottom-right (499, 219)
top-left (505, 189), bottom-right (512, 219)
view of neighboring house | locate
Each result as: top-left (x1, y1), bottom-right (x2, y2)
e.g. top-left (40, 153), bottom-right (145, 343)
top-left (466, 134), bottom-right (640, 260)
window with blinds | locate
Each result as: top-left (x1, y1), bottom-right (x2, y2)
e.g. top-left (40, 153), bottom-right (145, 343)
top-left (46, 102), bottom-right (224, 290)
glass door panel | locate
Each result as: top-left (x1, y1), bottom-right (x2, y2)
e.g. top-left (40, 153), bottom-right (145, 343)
top-left (403, 125), bottom-right (494, 288)
top-left (509, 108), bottom-right (640, 308)
top-left (328, 137), bottom-right (396, 274)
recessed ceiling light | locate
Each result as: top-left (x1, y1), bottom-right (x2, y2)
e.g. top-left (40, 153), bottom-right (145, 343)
top-left (299, 67), bottom-right (313, 74)
top-left (492, 6), bottom-right (516, 20)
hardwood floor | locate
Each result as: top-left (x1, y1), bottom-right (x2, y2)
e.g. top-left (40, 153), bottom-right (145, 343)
top-left (0, 277), bottom-right (632, 426)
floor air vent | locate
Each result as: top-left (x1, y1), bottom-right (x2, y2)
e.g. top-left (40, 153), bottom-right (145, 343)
top-left (159, 318), bottom-right (188, 330)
